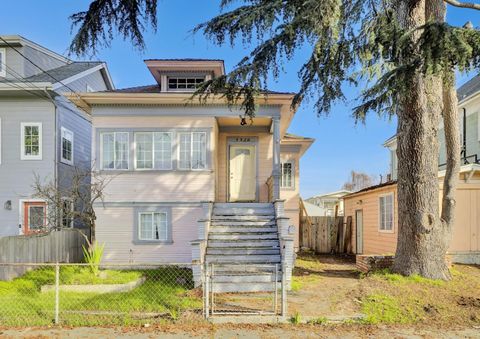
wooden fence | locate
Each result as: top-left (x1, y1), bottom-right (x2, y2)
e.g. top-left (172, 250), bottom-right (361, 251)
top-left (0, 228), bottom-right (89, 280)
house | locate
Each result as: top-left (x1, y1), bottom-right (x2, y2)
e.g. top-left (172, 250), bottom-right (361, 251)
top-left (67, 59), bottom-right (313, 290)
top-left (343, 75), bottom-right (480, 264)
top-left (305, 190), bottom-right (351, 216)
top-left (0, 35), bottom-right (114, 237)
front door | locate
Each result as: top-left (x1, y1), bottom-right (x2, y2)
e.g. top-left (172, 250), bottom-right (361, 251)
top-left (23, 201), bottom-right (47, 235)
top-left (355, 210), bottom-right (363, 254)
top-left (229, 145), bottom-right (256, 202)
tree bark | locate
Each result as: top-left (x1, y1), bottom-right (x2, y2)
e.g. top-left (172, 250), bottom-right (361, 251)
top-left (392, 0), bottom-right (456, 280)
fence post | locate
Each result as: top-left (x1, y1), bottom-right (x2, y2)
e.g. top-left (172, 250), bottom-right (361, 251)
top-left (281, 263), bottom-right (287, 318)
top-left (204, 263), bottom-right (209, 319)
top-left (54, 262), bottom-right (60, 325)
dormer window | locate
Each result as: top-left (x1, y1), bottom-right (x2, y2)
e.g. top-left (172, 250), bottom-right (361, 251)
top-left (168, 77), bottom-right (205, 91)
top-left (0, 48), bottom-right (6, 77)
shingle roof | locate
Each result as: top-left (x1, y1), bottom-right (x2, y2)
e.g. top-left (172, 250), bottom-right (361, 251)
top-left (23, 62), bottom-right (103, 83)
top-left (457, 74), bottom-right (480, 101)
top-left (104, 84), bottom-right (295, 95)
top-left (144, 58), bottom-right (224, 62)
top-left (343, 180), bottom-right (397, 198)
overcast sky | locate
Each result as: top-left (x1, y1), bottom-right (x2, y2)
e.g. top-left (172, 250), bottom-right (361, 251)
top-left (1, 0), bottom-right (478, 198)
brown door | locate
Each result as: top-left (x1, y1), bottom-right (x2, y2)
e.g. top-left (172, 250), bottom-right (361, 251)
top-left (23, 201), bottom-right (47, 235)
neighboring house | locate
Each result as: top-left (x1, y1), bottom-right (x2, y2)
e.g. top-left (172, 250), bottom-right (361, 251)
top-left (67, 59), bottom-right (313, 291)
top-left (344, 75), bottom-right (480, 264)
top-left (302, 200), bottom-right (325, 217)
top-left (305, 190), bottom-right (351, 216)
top-left (0, 35), bottom-right (114, 237)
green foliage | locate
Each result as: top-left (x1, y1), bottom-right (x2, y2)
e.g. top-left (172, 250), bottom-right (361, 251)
top-left (290, 311), bottom-right (302, 324)
top-left (308, 316), bottom-right (328, 325)
top-left (370, 269), bottom-right (445, 286)
top-left (361, 293), bottom-right (420, 324)
top-left (82, 242), bottom-right (105, 276)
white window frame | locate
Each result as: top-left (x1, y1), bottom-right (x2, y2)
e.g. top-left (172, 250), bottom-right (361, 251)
top-left (378, 193), bottom-right (394, 233)
top-left (0, 48), bottom-right (6, 77)
top-left (167, 76), bottom-right (205, 91)
top-left (138, 211), bottom-right (168, 241)
top-left (20, 122), bottom-right (42, 160)
top-left (134, 132), bottom-right (173, 170)
top-left (100, 132), bottom-right (129, 170)
top-left (60, 127), bottom-right (74, 165)
top-left (178, 132), bottom-right (207, 171)
top-left (280, 161), bottom-right (295, 189)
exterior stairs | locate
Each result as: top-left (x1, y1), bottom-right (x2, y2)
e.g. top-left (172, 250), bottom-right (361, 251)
top-left (205, 203), bottom-right (282, 293)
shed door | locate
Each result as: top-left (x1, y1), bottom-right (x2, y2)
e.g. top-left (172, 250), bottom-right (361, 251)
top-left (355, 210), bottom-right (363, 254)
top-left (229, 145), bottom-right (256, 202)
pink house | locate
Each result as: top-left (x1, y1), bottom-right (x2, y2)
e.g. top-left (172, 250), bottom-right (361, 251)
top-left (69, 59), bottom-right (313, 291)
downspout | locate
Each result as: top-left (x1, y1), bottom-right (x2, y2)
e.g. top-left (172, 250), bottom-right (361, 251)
top-left (462, 108), bottom-right (467, 164)
top-left (44, 88), bottom-right (58, 228)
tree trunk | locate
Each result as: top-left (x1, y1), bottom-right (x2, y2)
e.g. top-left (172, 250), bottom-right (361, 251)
top-left (393, 0), bottom-right (456, 280)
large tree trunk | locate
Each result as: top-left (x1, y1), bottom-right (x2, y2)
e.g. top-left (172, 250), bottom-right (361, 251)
top-left (392, 0), bottom-right (458, 280)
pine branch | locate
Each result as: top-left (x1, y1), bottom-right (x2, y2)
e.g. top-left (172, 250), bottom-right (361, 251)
top-left (444, 0), bottom-right (480, 10)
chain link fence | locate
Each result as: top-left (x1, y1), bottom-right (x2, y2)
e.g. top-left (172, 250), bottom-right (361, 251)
top-left (0, 263), bottom-right (203, 326)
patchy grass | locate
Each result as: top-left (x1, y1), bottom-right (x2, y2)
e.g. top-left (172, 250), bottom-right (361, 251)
top-left (0, 267), bottom-right (202, 326)
top-left (361, 293), bottom-right (421, 324)
top-left (368, 269), bottom-right (445, 286)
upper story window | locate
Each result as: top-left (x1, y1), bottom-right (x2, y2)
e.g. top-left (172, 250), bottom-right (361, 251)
top-left (178, 132), bottom-right (207, 170)
top-left (0, 48), bottom-right (6, 77)
top-left (61, 127), bottom-right (74, 165)
top-left (134, 132), bottom-right (172, 170)
top-left (21, 123), bottom-right (42, 160)
top-left (168, 77), bottom-right (204, 91)
top-left (280, 162), bottom-right (294, 188)
top-left (379, 193), bottom-right (394, 232)
top-left (101, 132), bottom-right (129, 170)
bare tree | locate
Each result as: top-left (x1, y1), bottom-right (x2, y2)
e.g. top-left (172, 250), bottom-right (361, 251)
top-left (342, 171), bottom-right (377, 192)
top-left (32, 165), bottom-right (112, 248)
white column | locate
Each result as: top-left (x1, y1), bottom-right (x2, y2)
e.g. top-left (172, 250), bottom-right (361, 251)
top-left (272, 117), bottom-right (281, 200)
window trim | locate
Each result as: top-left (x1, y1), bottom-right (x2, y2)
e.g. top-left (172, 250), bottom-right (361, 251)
top-left (100, 131), bottom-right (130, 170)
top-left (280, 161), bottom-right (295, 189)
top-left (0, 48), bottom-right (6, 77)
top-left (167, 76), bottom-right (205, 91)
top-left (378, 192), bottom-right (395, 233)
top-left (134, 131), bottom-right (173, 171)
top-left (178, 131), bottom-right (207, 171)
top-left (20, 122), bottom-right (42, 160)
top-left (133, 207), bottom-right (173, 244)
top-left (60, 127), bottom-right (74, 165)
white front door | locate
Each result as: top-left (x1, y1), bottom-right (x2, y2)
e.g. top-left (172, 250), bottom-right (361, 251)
top-left (229, 145), bottom-right (256, 202)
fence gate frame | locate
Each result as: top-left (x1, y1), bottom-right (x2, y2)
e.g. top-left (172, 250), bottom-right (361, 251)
top-left (203, 263), bottom-right (287, 318)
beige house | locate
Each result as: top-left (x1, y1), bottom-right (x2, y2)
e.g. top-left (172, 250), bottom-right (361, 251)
top-left (305, 190), bottom-right (351, 216)
top-left (344, 74), bottom-right (480, 264)
top-left (68, 59), bottom-right (313, 291)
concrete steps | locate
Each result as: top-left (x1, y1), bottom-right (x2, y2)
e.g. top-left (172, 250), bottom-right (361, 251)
top-left (206, 203), bottom-right (281, 293)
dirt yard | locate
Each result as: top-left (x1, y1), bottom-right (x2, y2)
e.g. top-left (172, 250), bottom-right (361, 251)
top-left (289, 252), bottom-right (480, 326)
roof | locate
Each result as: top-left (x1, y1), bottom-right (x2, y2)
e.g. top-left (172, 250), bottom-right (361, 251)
top-left (144, 58), bottom-right (224, 62)
top-left (24, 62), bottom-right (103, 83)
top-left (457, 74), bottom-right (480, 102)
top-left (343, 180), bottom-right (397, 198)
top-left (104, 84), bottom-right (295, 95)
top-left (284, 133), bottom-right (315, 141)
top-left (307, 190), bottom-right (352, 200)
top-left (303, 201), bottom-right (325, 217)
top-left (0, 35), bottom-right (71, 64)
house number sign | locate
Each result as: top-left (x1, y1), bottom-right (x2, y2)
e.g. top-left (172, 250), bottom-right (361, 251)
top-left (234, 137), bottom-right (251, 143)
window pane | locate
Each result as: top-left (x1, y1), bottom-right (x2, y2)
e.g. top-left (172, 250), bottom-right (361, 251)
top-left (102, 133), bottom-right (115, 169)
top-left (179, 133), bottom-right (191, 169)
top-left (192, 132), bottom-right (206, 169)
top-left (154, 212), bottom-right (168, 240)
top-left (24, 125), bottom-right (40, 156)
top-left (139, 213), bottom-right (153, 240)
top-left (281, 163), bottom-right (293, 188)
top-left (115, 132), bottom-right (129, 169)
top-left (29, 206), bottom-right (45, 230)
top-left (154, 132), bottom-right (172, 169)
top-left (62, 200), bottom-right (73, 227)
top-left (136, 133), bottom-right (153, 169)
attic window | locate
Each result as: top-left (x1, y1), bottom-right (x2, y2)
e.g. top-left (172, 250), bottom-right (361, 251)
top-left (168, 77), bottom-right (204, 90)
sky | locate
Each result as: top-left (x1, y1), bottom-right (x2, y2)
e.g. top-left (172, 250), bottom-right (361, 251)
top-left (1, 1), bottom-right (479, 198)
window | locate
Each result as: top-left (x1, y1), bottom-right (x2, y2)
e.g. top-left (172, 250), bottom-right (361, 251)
top-left (61, 198), bottom-right (74, 228)
top-left (168, 77), bottom-right (204, 90)
top-left (101, 132), bottom-right (129, 170)
top-left (0, 48), bottom-right (5, 77)
top-left (178, 132), bottom-right (207, 170)
top-left (379, 193), bottom-right (394, 231)
top-left (138, 212), bottom-right (168, 241)
top-left (280, 162), bottom-right (294, 188)
top-left (61, 127), bottom-right (74, 165)
top-left (21, 123), bottom-right (42, 160)
top-left (134, 132), bottom-right (172, 170)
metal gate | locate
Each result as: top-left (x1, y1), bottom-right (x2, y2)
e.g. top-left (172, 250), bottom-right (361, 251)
top-left (204, 263), bottom-right (287, 317)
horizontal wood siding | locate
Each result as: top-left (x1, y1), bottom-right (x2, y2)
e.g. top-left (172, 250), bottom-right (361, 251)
top-left (96, 205), bottom-right (203, 263)
top-left (281, 151), bottom-right (301, 247)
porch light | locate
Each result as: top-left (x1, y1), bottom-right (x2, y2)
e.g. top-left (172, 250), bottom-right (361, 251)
top-left (240, 117), bottom-right (247, 126)
top-left (4, 200), bottom-right (11, 210)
